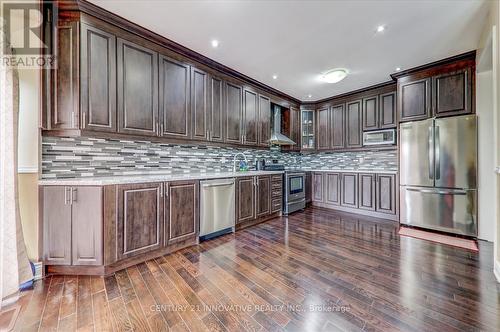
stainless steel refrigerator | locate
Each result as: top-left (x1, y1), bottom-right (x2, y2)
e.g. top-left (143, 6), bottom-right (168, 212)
top-left (399, 115), bottom-right (477, 237)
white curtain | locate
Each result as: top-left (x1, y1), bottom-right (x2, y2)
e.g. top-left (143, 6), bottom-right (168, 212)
top-left (0, 16), bottom-right (33, 309)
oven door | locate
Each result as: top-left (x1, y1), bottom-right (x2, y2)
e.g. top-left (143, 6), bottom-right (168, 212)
top-left (287, 174), bottom-right (305, 200)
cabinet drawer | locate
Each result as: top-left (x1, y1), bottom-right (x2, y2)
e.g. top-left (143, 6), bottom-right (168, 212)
top-left (271, 189), bottom-right (282, 198)
top-left (271, 198), bottom-right (282, 213)
top-left (271, 175), bottom-right (283, 182)
top-left (271, 181), bottom-right (282, 190)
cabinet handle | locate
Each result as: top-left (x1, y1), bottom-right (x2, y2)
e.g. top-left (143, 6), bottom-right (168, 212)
top-left (156, 121), bottom-right (159, 135)
top-left (164, 183), bottom-right (169, 199)
top-left (160, 123), bottom-right (164, 136)
top-left (159, 184), bottom-right (163, 198)
top-left (64, 187), bottom-right (69, 205)
top-left (72, 188), bottom-right (77, 203)
top-left (206, 130), bottom-right (210, 140)
top-left (81, 112), bottom-right (86, 129)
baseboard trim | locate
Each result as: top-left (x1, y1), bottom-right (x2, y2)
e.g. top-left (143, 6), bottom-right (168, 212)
top-left (494, 260), bottom-right (500, 283)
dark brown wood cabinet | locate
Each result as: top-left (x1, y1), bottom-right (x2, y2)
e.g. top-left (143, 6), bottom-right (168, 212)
top-left (258, 95), bottom-right (271, 147)
top-left (117, 38), bottom-right (158, 136)
top-left (256, 176), bottom-right (271, 217)
top-left (305, 172), bottom-right (312, 204)
top-left (225, 82), bottom-right (243, 144)
top-left (80, 23), bottom-right (117, 133)
top-left (331, 104), bottom-right (345, 149)
top-left (164, 181), bottom-right (198, 245)
top-left (243, 89), bottom-right (258, 145)
top-left (312, 172), bottom-right (324, 202)
top-left (325, 172), bottom-right (341, 206)
top-left (209, 75), bottom-right (225, 142)
top-left (358, 173), bottom-right (376, 211)
top-left (433, 67), bottom-right (472, 117)
top-left (236, 177), bottom-right (255, 224)
top-left (316, 107), bottom-right (330, 150)
top-left (191, 67), bottom-right (208, 141)
top-left (341, 173), bottom-right (358, 208)
top-left (345, 100), bottom-right (363, 148)
top-left (159, 55), bottom-right (190, 139)
top-left (398, 77), bottom-right (431, 122)
top-left (289, 106), bottom-right (301, 150)
top-left (379, 91), bottom-right (397, 128)
top-left (362, 95), bottom-right (378, 131)
top-left (116, 182), bottom-right (163, 260)
top-left (43, 186), bottom-right (103, 266)
top-left (376, 174), bottom-right (396, 215)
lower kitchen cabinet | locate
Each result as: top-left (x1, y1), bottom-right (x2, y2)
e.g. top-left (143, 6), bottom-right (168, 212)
top-left (165, 181), bottom-right (199, 245)
top-left (236, 175), bottom-right (281, 228)
top-left (311, 171), bottom-right (398, 221)
top-left (305, 172), bottom-right (312, 204)
top-left (116, 182), bottom-right (164, 260)
top-left (42, 186), bottom-right (103, 266)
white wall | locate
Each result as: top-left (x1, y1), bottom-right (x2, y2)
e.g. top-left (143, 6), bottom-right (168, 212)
top-left (18, 69), bottom-right (39, 173)
top-left (477, 70), bottom-right (495, 241)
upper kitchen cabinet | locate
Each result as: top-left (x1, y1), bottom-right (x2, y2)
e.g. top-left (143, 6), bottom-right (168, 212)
top-left (225, 82), bottom-right (243, 144)
top-left (394, 51), bottom-right (475, 122)
top-left (159, 55), bottom-right (190, 139)
top-left (300, 109), bottom-right (315, 150)
top-left (208, 75), bottom-right (225, 143)
top-left (289, 106), bottom-right (301, 150)
top-left (243, 88), bottom-right (259, 145)
top-left (316, 106), bottom-right (330, 150)
top-left (331, 103), bottom-right (345, 150)
top-left (362, 95), bottom-right (378, 131)
top-left (191, 67), bottom-right (209, 141)
top-left (117, 38), bottom-right (159, 137)
top-left (258, 95), bottom-right (271, 147)
top-left (80, 23), bottom-right (117, 133)
top-left (345, 99), bottom-right (363, 148)
top-left (379, 91), bottom-right (397, 128)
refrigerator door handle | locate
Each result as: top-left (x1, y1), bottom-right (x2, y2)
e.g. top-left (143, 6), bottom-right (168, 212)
top-left (435, 125), bottom-right (440, 180)
top-left (428, 126), bottom-right (434, 180)
top-left (406, 188), bottom-right (467, 195)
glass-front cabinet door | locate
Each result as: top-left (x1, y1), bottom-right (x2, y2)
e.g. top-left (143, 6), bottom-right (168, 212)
top-left (301, 109), bottom-right (315, 149)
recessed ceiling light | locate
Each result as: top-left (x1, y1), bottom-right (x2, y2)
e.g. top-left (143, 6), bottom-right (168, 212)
top-left (307, 94), bottom-right (312, 98)
top-left (396, 67), bottom-right (401, 71)
top-left (272, 75), bottom-right (278, 80)
top-left (320, 68), bottom-right (348, 84)
top-left (211, 39), bottom-right (219, 48)
top-left (376, 25), bottom-right (386, 33)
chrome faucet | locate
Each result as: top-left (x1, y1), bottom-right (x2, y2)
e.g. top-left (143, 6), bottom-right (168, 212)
top-left (232, 153), bottom-right (248, 172)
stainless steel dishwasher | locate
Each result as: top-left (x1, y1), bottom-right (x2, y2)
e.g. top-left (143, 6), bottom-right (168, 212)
top-left (199, 179), bottom-right (235, 241)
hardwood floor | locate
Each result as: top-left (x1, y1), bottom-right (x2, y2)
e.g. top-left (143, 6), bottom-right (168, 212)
top-left (3, 207), bottom-right (500, 331)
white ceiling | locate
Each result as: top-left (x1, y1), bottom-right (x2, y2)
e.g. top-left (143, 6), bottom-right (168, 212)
top-left (89, 0), bottom-right (490, 101)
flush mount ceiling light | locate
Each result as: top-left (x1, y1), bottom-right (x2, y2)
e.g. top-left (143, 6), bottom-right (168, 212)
top-left (211, 39), bottom-right (219, 48)
top-left (320, 68), bottom-right (348, 84)
top-left (272, 74), bottom-right (278, 80)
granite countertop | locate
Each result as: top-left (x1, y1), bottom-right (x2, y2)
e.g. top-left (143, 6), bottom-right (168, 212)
top-left (38, 170), bottom-right (284, 186)
top-left (300, 168), bottom-right (398, 174)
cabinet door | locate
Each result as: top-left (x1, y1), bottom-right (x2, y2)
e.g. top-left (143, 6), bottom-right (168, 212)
top-left (209, 75), bottom-right (224, 142)
top-left (346, 100), bottom-right (362, 148)
top-left (290, 106), bottom-right (301, 149)
top-left (358, 174), bottom-right (375, 211)
top-left (256, 176), bottom-right (271, 217)
top-left (71, 187), bottom-right (103, 266)
top-left (312, 172), bottom-right (324, 202)
top-left (331, 104), bottom-right (345, 149)
top-left (376, 174), bottom-right (396, 214)
top-left (305, 172), bottom-right (312, 203)
top-left (341, 173), bottom-right (358, 208)
top-left (398, 77), bottom-right (431, 122)
top-left (243, 89), bottom-right (258, 145)
top-left (325, 173), bottom-right (341, 206)
top-left (191, 67), bottom-right (208, 141)
top-left (225, 82), bottom-right (243, 144)
top-left (117, 38), bottom-right (158, 136)
top-left (379, 91), bottom-right (397, 128)
top-left (43, 186), bottom-right (72, 265)
top-left (362, 95), bottom-right (378, 131)
top-left (236, 177), bottom-right (255, 223)
top-left (80, 23), bottom-right (116, 133)
top-left (159, 55), bottom-right (190, 139)
top-left (52, 21), bottom-right (79, 130)
top-left (117, 183), bottom-right (163, 260)
top-left (433, 68), bottom-right (472, 117)
top-left (165, 181), bottom-right (198, 245)
top-left (258, 95), bottom-right (271, 147)
top-left (316, 107), bottom-right (330, 150)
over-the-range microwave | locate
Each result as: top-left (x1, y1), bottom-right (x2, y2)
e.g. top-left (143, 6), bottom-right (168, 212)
top-left (363, 129), bottom-right (396, 146)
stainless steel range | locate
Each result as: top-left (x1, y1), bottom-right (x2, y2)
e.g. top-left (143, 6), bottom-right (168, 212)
top-left (283, 171), bottom-right (306, 215)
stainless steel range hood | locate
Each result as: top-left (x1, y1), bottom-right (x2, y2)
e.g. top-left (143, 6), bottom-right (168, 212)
top-left (269, 105), bottom-right (296, 146)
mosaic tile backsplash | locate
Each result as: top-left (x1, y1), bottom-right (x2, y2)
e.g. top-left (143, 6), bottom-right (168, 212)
top-left (41, 137), bottom-right (397, 179)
